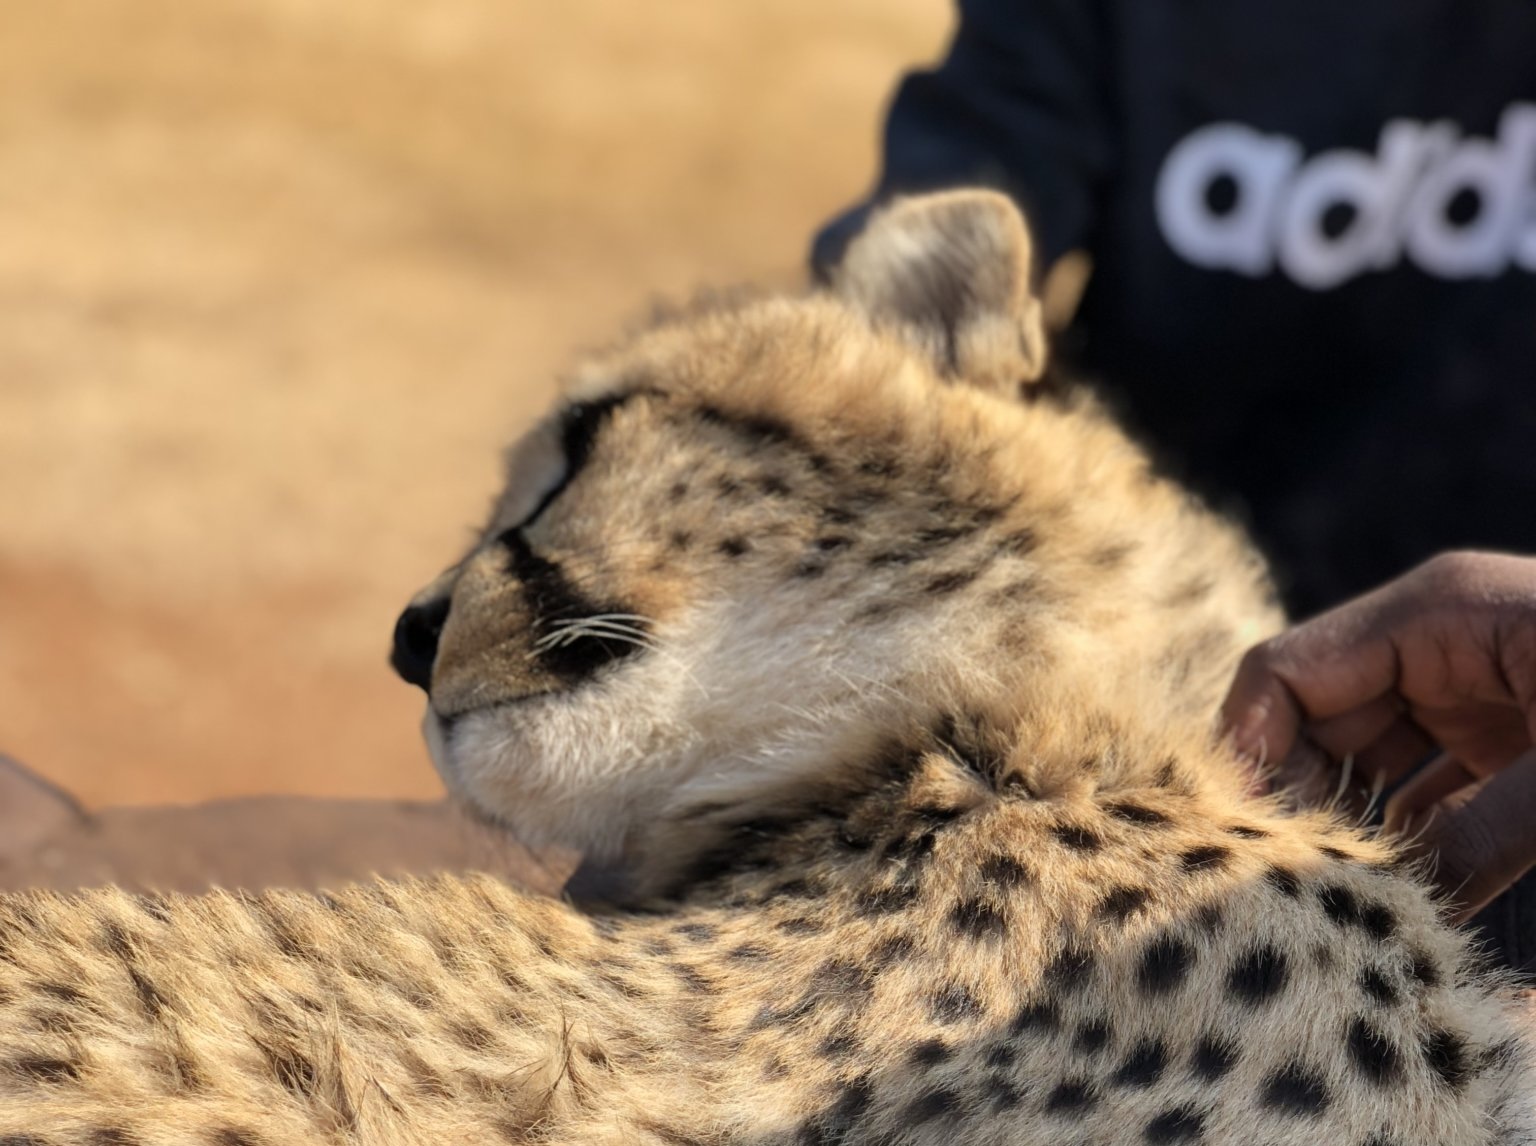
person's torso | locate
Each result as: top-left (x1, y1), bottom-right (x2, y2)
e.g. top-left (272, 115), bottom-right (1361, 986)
top-left (1077, 1), bottom-right (1536, 612)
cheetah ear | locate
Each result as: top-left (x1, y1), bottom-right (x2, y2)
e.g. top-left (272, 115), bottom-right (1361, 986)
top-left (832, 190), bottom-right (1047, 394)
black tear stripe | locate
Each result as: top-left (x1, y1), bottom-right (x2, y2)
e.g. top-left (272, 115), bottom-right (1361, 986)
top-left (499, 529), bottom-right (650, 685)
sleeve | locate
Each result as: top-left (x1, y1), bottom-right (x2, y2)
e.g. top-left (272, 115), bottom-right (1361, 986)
top-left (812, 0), bottom-right (1115, 280)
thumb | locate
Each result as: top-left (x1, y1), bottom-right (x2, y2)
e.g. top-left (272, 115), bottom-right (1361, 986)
top-left (1411, 746), bottom-right (1536, 924)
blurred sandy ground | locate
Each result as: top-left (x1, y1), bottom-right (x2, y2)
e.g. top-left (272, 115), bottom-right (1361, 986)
top-left (0, 0), bottom-right (947, 807)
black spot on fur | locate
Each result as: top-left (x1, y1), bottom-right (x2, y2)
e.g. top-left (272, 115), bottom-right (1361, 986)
top-left (1226, 945), bottom-right (1289, 1006)
top-left (1106, 802), bottom-right (1169, 827)
top-left (1045, 947), bottom-right (1095, 994)
top-left (915, 524), bottom-right (975, 546)
top-left (950, 899), bottom-right (1008, 939)
top-left (818, 1034), bottom-right (858, 1060)
top-left (757, 475), bottom-right (792, 497)
top-left (1408, 949), bottom-right (1441, 989)
top-left (1191, 1033), bottom-right (1239, 1080)
top-left (808, 960), bottom-right (872, 1003)
top-left (673, 922), bottom-right (717, 943)
top-left (1009, 1000), bottom-right (1060, 1035)
top-left (10, 1056), bottom-right (80, 1083)
top-left (1261, 1061), bottom-right (1332, 1116)
top-left (925, 569), bottom-right (981, 595)
top-left (100, 921), bottom-right (136, 960)
top-left (257, 1041), bottom-right (319, 1098)
top-left (985, 1075), bottom-right (1024, 1110)
top-left (1358, 901), bottom-right (1397, 941)
top-left (36, 982), bottom-right (85, 1004)
top-left (88, 1131), bottom-right (140, 1146)
top-left (995, 528), bottom-right (1037, 556)
top-left (909, 1039), bottom-right (952, 1066)
top-left (929, 983), bottom-right (983, 1024)
top-left (979, 854), bottom-right (1032, 888)
top-left (765, 879), bottom-right (817, 902)
top-left (1227, 824), bottom-right (1269, 839)
top-left (452, 1022), bottom-right (497, 1052)
top-left (854, 885), bottom-right (920, 917)
top-left (776, 917), bottom-right (826, 935)
top-left (881, 830), bottom-right (937, 864)
top-left (211, 1133), bottom-right (264, 1146)
top-left (1348, 1018), bottom-right (1402, 1085)
top-left (1265, 866), bottom-right (1302, 899)
top-left (813, 535), bottom-right (852, 552)
top-left (1193, 901), bottom-right (1226, 934)
top-left (835, 826), bottom-right (875, 853)
top-left (802, 1076), bottom-right (873, 1145)
top-left (1138, 934), bottom-right (1195, 995)
top-left (984, 1042), bottom-right (1016, 1069)
top-left (1320, 845), bottom-right (1353, 861)
top-left (1180, 845), bottom-right (1231, 873)
top-left (1074, 1018), bottom-right (1111, 1056)
top-left (0, 1136), bottom-right (54, 1146)
top-left (1052, 823), bottom-right (1102, 852)
top-left (1144, 1106), bottom-right (1205, 1143)
top-left (717, 537), bottom-right (749, 558)
top-left (905, 1088), bottom-right (964, 1124)
top-left (1112, 1039), bottom-right (1169, 1088)
top-left (911, 803), bottom-right (964, 828)
top-left (1099, 885), bottom-right (1151, 921)
top-left (870, 935), bottom-right (917, 964)
top-left (1317, 883), bottom-right (1360, 928)
top-left (867, 548), bottom-right (923, 568)
top-left (1044, 1080), bottom-right (1098, 1115)
top-left (1422, 1028), bottom-right (1470, 1089)
top-left (1360, 966), bottom-right (1399, 1005)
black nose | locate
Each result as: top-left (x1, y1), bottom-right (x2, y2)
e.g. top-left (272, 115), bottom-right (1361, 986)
top-left (391, 598), bottom-right (450, 691)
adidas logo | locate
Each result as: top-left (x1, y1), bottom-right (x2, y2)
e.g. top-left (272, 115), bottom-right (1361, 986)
top-left (1154, 104), bottom-right (1536, 289)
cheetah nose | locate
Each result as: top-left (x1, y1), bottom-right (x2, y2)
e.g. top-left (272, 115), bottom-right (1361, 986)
top-left (391, 598), bottom-right (450, 691)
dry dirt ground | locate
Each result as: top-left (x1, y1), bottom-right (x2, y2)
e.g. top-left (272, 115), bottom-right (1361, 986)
top-left (0, 0), bottom-right (946, 832)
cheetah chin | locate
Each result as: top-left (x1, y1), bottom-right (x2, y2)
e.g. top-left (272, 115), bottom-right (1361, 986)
top-left (4, 190), bottom-right (1534, 1146)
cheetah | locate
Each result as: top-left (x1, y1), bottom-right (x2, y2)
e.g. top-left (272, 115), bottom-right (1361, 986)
top-left (2, 191), bottom-right (1533, 1146)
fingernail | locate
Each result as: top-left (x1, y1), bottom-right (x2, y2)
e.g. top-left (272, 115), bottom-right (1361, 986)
top-left (1230, 698), bottom-right (1272, 762)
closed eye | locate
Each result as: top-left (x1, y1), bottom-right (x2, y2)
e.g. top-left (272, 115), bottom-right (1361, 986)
top-left (519, 393), bottom-right (633, 529)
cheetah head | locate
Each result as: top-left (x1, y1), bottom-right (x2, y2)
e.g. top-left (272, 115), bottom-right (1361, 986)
top-left (391, 191), bottom-right (1201, 883)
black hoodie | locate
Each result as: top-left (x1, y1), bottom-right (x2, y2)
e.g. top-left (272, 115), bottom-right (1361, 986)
top-left (816, 0), bottom-right (1536, 620)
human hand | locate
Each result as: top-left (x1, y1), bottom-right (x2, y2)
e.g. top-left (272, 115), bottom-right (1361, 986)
top-left (1220, 552), bottom-right (1536, 921)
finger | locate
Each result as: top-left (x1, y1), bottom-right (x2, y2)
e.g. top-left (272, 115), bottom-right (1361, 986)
top-left (1384, 753), bottom-right (1477, 832)
top-left (1304, 696), bottom-right (1406, 761)
top-left (1349, 716), bottom-right (1440, 790)
top-left (1221, 585), bottom-right (1405, 760)
top-left (1410, 747), bottom-right (1536, 923)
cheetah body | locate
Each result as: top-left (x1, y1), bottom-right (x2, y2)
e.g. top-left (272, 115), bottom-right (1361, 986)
top-left (2, 192), bottom-right (1532, 1146)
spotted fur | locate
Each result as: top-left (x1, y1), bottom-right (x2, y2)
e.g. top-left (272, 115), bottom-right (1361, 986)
top-left (2, 191), bottom-right (1532, 1144)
